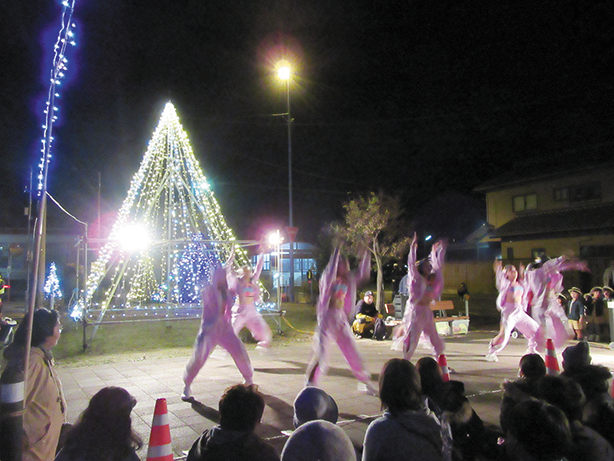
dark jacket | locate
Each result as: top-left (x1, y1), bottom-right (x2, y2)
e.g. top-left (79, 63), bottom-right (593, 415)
top-left (187, 427), bottom-right (279, 461)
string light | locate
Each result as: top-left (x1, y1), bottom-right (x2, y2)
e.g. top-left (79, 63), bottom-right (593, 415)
top-left (37, 0), bottom-right (77, 196)
top-left (78, 102), bottom-right (252, 321)
top-left (43, 262), bottom-right (63, 300)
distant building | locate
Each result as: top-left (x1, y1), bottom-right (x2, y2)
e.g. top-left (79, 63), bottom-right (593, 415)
top-left (475, 163), bottom-right (614, 288)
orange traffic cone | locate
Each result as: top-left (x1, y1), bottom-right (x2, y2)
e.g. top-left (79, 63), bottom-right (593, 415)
top-left (438, 354), bottom-right (450, 382)
top-left (147, 398), bottom-right (173, 461)
top-left (545, 339), bottom-right (560, 376)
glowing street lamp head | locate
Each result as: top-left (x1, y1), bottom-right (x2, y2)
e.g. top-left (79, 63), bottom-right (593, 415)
top-left (278, 65), bottom-right (291, 80)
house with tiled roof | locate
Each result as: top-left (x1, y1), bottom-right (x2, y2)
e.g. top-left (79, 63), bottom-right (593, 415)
top-left (475, 163), bottom-right (614, 288)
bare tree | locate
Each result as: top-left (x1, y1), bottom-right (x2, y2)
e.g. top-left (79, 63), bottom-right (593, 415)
top-left (332, 191), bottom-right (411, 313)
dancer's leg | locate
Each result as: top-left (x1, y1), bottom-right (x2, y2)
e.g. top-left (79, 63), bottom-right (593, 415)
top-left (218, 327), bottom-right (254, 384)
top-left (488, 309), bottom-right (517, 355)
top-left (183, 330), bottom-right (216, 398)
top-left (421, 310), bottom-right (446, 356)
top-left (514, 312), bottom-right (540, 353)
top-left (244, 310), bottom-right (273, 348)
top-left (335, 326), bottom-right (371, 383)
top-left (305, 326), bottom-right (331, 385)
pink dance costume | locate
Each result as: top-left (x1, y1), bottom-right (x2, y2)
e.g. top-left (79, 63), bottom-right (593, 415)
top-left (305, 248), bottom-right (373, 388)
top-left (487, 263), bottom-right (540, 361)
top-left (543, 258), bottom-right (586, 349)
top-left (182, 266), bottom-right (254, 400)
top-left (227, 252), bottom-right (272, 348)
top-left (398, 239), bottom-right (447, 361)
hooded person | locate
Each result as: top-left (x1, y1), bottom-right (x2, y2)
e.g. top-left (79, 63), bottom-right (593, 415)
top-left (281, 387), bottom-right (356, 461)
top-left (561, 342), bottom-right (613, 403)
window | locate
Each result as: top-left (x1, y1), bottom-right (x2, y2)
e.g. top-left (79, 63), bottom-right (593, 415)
top-left (553, 187), bottom-right (568, 201)
top-left (512, 193), bottom-right (537, 212)
top-left (569, 184), bottom-right (601, 203)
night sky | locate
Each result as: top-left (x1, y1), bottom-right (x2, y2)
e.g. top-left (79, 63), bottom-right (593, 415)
top-left (1, 1), bottom-right (613, 243)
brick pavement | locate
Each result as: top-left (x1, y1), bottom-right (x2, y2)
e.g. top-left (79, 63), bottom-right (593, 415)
top-left (55, 331), bottom-right (614, 459)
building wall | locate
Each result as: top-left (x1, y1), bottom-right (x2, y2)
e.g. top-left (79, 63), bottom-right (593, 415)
top-left (485, 167), bottom-right (614, 228)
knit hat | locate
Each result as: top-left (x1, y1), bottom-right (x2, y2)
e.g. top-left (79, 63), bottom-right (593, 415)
top-left (293, 387), bottom-right (339, 428)
top-left (562, 341), bottom-right (591, 372)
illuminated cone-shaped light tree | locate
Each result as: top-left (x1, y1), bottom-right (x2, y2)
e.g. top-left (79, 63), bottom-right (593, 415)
top-left (44, 262), bottom-right (63, 309)
top-left (79, 102), bottom-right (251, 323)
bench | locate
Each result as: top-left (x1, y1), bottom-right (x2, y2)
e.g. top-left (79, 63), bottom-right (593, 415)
top-left (431, 300), bottom-right (470, 335)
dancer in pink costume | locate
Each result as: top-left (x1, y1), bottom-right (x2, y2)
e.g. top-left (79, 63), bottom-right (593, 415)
top-left (395, 233), bottom-right (447, 361)
top-left (486, 260), bottom-right (540, 362)
top-left (182, 265), bottom-right (254, 401)
top-left (538, 256), bottom-right (589, 350)
top-left (227, 247), bottom-right (272, 349)
top-left (305, 247), bottom-right (377, 394)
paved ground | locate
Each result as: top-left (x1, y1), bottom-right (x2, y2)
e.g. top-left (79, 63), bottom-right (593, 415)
top-left (53, 330), bottom-right (614, 460)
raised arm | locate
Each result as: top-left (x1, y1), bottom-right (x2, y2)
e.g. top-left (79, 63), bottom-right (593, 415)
top-left (430, 239), bottom-right (447, 273)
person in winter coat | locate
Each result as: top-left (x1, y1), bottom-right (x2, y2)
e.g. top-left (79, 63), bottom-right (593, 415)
top-left (187, 384), bottom-right (279, 461)
top-left (362, 358), bottom-right (444, 461)
top-left (3, 308), bottom-right (66, 461)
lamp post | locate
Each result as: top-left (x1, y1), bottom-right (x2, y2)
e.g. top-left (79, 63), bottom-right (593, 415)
top-left (277, 65), bottom-right (295, 302)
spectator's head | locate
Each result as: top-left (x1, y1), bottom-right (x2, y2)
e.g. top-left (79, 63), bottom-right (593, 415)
top-left (506, 400), bottom-right (571, 461)
top-left (562, 341), bottom-right (591, 373)
top-left (281, 420), bottom-right (356, 461)
top-left (62, 386), bottom-right (142, 459)
top-left (538, 375), bottom-right (586, 422)
top-left (603, 286), bottom-right (613, 300)
top-left (590, 286), bottom-right (603, 299)
top-left (379, 359), bottom-right (422, 416)
top-left (556, 294), bottom-right (567, 306)
top-left (568, 287), bottom-right (582, 301)
top-left (416, 356), bottom-right (443, 397)
top-left (518, 353), bottom-right (546, 379)
top-left (293, 387), bottom-right (338, 428)
top-left (219, 384), bottom-right (265, 432)
top-left (13, 308), bottom-right (61, 349)
top-left (363, 291), bottom-right (374, 304)
top-left (80, 386), bottom-right (138, 432)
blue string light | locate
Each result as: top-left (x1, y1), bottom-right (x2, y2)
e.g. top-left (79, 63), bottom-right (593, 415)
top-left (37, 0), bottom-right (77, 196)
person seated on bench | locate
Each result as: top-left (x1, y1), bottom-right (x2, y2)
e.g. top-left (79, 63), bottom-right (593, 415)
top-left (352, 291), bottom-right (382, 338)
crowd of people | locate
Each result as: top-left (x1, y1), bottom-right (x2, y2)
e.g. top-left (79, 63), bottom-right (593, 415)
top-left (3, 241), bottom-right (614, 461)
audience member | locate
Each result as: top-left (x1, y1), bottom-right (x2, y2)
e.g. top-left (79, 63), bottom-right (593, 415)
top-left (187, 384), bottom-right (279, 461)
top-left (417, 357), bottom-right (499, 461)
top-left (281, 387), bottom-right (355, 461)
top-left (505, 400), bottom-right (572, 461)
top-left (567, 287), bottom-right (585, 340)
top-left (3, 308), bottom-right (66, 461)
top-left (55, 387), bottom-right (142, 461)
top-left (561, 342), bottom-right (612, 403)
top-left (500, 354), bottom-right (546, 434)
top-left (538, 376), bottom-right (614, 461)
top-left (352, 291), bottom-right (382, 338)
top-left (587, 287), bottom-right (606, 341)
top-left (362, 358), bottom-right (444, 461)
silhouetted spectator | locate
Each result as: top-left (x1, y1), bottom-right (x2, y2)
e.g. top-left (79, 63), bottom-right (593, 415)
top-left (187, 384), bottom-right (279, 461)
top-left (55, 387), bottom-right (142, 461)
top-left (417, 357), bottom-right (498, 461)
top-left (500, 354), bottom-right (546, 434)
top-left (505, 400), bottom-right (572, 461)
top-left (362, 358), bottom-right (444, 461)
top-left (281, 387), bottom-right (355, 461)
top-left (538, 375), bottom-right (613, 461)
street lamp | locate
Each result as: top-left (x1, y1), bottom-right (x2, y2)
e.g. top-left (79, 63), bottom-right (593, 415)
top-left (277, 64), bottom-right (295, 302)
